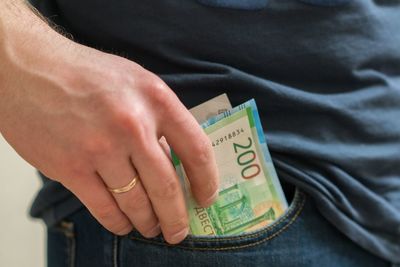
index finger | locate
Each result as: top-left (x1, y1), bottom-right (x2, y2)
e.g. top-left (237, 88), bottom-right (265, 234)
top-left (160, 96), bottom-right (219, 207)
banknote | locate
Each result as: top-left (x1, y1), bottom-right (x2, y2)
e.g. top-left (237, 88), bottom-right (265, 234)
top-left (189, 93), bottom-right (232, 123)
top-left (173, 98), bottom-right (288, 236)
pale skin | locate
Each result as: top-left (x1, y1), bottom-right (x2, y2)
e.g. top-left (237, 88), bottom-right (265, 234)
top-left (0, 1), bottom-right (219, 244)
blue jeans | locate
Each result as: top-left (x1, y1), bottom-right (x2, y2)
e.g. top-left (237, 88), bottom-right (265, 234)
top-left (47, 187), bottom-right (391, 267)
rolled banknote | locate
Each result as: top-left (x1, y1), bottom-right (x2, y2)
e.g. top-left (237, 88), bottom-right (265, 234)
top-left (173, 98), bottom-right (288, 236)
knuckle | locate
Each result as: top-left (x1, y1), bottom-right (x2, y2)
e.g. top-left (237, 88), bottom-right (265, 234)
top-left (149, 177), bottom-right (181, 200)
top-left (92, 202), bottom-right (133, 235)
top-left (201, 177), bottom-right (219, 198)
top-left (145, 77), bottom-right (175, 109)
top-left (115, 110), bottom-right (148, 141)
top-left (95, 203), bottom-right (120, 222)
top-left (82, 135), bottom-right (113, 157)
top-left (163, 216), bottom-right (188, 235)
top-left (110, 222), bottom-right (133, 236)
top-left (111, 107), bottom-right (137, 126)
top-left (190, 137), bottom-right (213, 166)
top-left (208, 178), bottom-right (219, 194)
top-left (191, 179), bottom-right (218, 204)
top-left (95, 205), bottom-right (133, 235)
top-left (120, 191), bottom-right (149, 214)
top-left (105, 101), bottom-right (150, 144)
top-left (139, 222), bottom-right (160, 238)
top-left (151, 77), bottom-right (169, 94)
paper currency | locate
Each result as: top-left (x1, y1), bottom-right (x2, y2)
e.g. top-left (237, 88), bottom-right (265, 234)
top-left (173, 97), bottom-right (288, 236)
top-left (189, 93), bottom-right (232, 123)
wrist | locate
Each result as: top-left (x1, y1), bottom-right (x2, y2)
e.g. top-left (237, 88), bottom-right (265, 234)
top-left (0, 1), bottom-right (79, 87)
top-left (0, 1), bottom-right (85, 132)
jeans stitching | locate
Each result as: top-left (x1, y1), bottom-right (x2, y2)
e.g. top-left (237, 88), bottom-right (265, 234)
top-left (59, 221), bottom-right (76, 267)
top-left (130, 191), bottom-right (306, 251)
top-left (112, 235), bottom-right (118, 267)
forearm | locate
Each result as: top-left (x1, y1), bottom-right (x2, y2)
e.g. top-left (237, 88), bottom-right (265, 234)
top-left (0, 0), bottom-right (76, 84)
top-left (0, 0), bottom-right (76, 132)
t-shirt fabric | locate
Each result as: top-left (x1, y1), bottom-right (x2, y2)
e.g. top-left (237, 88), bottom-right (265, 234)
top-left (29, 0), bottom-right (400, 262)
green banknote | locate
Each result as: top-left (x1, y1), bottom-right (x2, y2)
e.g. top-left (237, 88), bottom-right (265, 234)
top-left (173, 99), bottom-right (288, 236)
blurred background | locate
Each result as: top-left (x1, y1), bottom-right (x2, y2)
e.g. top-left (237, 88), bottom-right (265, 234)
top-left (0, 135), bottom-right (45, 267)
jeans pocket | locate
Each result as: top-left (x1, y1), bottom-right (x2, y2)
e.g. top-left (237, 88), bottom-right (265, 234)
top-left (128, 187), bottom-right (306, 251)
top-left (47, 221), bottom-right (76, 267)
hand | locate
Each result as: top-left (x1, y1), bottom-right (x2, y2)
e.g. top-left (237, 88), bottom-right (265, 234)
top-left (0, 2), bottom-right (219, 244)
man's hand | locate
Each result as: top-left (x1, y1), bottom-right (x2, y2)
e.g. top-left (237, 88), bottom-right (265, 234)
top-left (0, 1), bottom-right (218, 244)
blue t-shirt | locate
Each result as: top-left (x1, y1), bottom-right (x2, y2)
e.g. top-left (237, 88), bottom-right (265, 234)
top-left (29, 0), bottom-right (400, 262)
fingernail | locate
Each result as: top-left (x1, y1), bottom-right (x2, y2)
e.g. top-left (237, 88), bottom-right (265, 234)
top-left (145, 224), bottom-right (161, 238)
top-left (169, 228), bottom-right (188, 244)
top-left (204, 190), bottom-right (219, 207)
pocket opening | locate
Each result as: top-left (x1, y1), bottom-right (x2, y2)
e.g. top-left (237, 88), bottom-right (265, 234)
top-left (180, 187), bottom-right (303, 241)
top-left (129, 188), bottom-right (306, 251)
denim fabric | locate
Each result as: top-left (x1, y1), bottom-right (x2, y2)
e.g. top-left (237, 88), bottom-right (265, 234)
top-left (48, 221), bottom-right (75, 267)
top-left (48, 208), bottom-right (116, 267)
top-left (47, 189), bottom-right (390, 267)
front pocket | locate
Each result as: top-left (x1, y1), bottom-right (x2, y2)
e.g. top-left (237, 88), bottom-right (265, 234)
top-left (129, 188), bottom-right (306, 251)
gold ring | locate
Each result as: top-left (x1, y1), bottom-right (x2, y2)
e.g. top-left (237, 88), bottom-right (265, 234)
top-left (107, 175), bottom-right (138, 194)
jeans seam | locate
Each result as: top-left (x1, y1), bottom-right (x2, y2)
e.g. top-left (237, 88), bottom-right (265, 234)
top-left (112, 235), bottom-right (118, 267)
top-left (130, 191), bottom-right (306, 251)
top-left (59, 221), bottom-right (76, 267)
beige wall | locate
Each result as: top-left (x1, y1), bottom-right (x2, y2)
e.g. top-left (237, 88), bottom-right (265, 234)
top-left (0, 135), bottom-right (45, 267)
